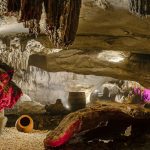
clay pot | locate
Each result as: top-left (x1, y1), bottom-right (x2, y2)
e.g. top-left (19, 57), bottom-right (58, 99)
top-left (68, 92), bottom-right (86, 112)
top-left (15, 115), bottom-right (34, 133)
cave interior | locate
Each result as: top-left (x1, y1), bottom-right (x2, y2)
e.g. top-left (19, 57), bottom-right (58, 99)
top-left (0, 0), bottom-right (150, 150)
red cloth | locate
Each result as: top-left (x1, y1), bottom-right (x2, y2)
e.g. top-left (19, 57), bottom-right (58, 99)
top-left (0, 68), bottom-right (10, 92)
top-left (0, 66), bottom-right (22, 111)
top-left (44, 120), bottom-right (81, 147)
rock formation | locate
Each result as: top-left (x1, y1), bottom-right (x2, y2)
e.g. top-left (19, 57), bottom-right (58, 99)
top-left (0, 2), bottom-right (149, 149)
top-left (0, 1), bottom-right (149, 86)
top-left (29, 50), bottom-right (150, 88)
top-left (44, 101), bottom-right (150, 148)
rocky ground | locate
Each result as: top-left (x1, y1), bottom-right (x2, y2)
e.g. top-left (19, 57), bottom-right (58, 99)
top-left (0, 127), bottom-right (150, 150)
top-left (46, 134), bottom-right (150, 150)
top-left (0, 127), bottom-right (47, 150)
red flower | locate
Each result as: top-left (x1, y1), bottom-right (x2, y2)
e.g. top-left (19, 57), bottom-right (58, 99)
top-left (0, 64), bottom-right (22, 111)
top-left (0, 81), bottom-right (22, 111)
top-left (0, 69), bottom-right (10, 92)
top-left (8, 81), bottom-right (23, 109)
top-left (0, 86), bottom-right (12, 110)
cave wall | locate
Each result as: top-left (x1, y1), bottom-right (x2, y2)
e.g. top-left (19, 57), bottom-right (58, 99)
top-left (0, 0), bottom-right (149, 89)
top-left (29, 50), bottom-right (150, 88)
top-left (14, 66), bottom-right (114, 106)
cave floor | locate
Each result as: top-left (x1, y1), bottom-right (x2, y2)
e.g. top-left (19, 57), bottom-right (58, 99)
top-left (0, 127), bottom-right (150, 150)
top-left (0, 128), bottom-right (48, 150)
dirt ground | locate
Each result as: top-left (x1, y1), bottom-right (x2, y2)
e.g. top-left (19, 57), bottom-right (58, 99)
top-left (0, 127), bottom-right (48, 150)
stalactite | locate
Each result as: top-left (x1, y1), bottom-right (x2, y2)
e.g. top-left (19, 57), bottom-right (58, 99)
top-left (0, 0), bottom-right (7, 15)
top-left (0, 0), bottom-right (82, 47)
top-left (129, 0), bottom-right (150, 16)
top-left (44, 0), bottom-right (82, 47)
top-left (0, 38), bottom-right (45, 71)
top-left (19, 0), bottom-right (43, 36)
top-left (7, 0), bottom-right (20, 13)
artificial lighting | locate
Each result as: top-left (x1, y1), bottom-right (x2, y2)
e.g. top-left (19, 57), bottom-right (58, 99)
top-left (97, 51), bottom-right (126, 63)
top-left (65, 105), bottom-right (70, 110)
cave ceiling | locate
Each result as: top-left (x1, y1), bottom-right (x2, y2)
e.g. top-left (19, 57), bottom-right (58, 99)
top-left (1, 0), bottom-right (150, 53)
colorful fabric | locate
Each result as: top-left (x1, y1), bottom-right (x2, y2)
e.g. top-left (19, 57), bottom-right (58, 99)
top-left (0, 63), bottom-right (22, 111)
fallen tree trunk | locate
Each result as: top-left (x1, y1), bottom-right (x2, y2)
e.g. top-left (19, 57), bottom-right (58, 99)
top-left (44, 101), bottom-right (150, 148)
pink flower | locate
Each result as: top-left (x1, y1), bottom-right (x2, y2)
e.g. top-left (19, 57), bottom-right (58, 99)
top-left (142, 89), bottom-right (150, 103)
top-left (133, 87), bottom-right (150, 103)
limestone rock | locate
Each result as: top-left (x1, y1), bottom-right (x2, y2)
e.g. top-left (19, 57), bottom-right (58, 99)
top-left (45, 99), bottom-right (68, 115)
top-left (17, 101), bottom-right (46, 114)
top-left (5, 94), bottom-right (46, 114)
top-left (0, 110), bottom-right (7, 134)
